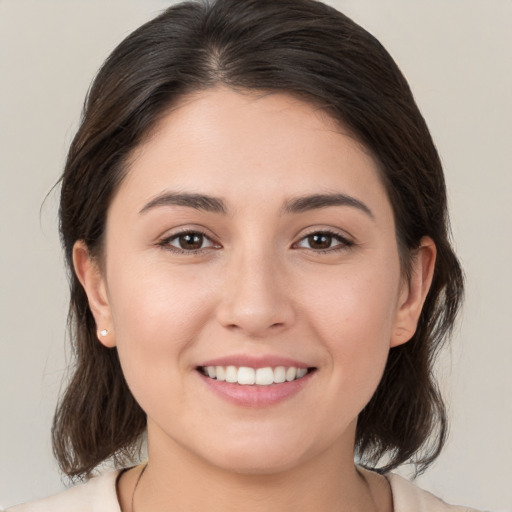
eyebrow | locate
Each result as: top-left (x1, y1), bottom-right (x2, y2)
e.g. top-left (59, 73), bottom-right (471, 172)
top-left (281, 193), bottom-right (374, 219)
top-left (139, 191), bottom-right (374, 219)
top-left (139, 192), bottom-right (228, 215)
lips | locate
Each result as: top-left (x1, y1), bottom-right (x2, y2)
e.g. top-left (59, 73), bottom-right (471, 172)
top-left (196, 356), bottom-right (316, 407)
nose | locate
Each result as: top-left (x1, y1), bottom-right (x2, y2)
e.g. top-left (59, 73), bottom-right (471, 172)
top-left (215, 251), bottom-right (296, 337)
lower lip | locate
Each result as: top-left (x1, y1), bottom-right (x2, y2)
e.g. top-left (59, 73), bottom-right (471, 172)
top-left (198, 371), bottom-right (314, 408)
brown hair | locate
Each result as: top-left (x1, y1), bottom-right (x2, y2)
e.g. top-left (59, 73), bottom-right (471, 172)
top-left (53, 0), bottom-right (464, 479)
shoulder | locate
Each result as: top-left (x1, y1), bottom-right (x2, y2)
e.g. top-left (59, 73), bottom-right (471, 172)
top-left (387, 472), bottom-right (482, 512)
top-left (5, 470), bottom-right (121, 512)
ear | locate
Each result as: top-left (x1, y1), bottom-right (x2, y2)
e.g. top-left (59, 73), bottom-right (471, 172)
top-left (72, 240), bottom-right (116, 348)
top-left (390, 236), bottom-right (436, 348)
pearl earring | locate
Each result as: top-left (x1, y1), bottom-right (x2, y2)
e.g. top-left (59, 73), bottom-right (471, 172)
top-left (100, 329), bottom-right (108, 337)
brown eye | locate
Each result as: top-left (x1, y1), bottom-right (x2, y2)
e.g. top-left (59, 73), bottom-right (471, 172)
top-left (295, 231), bottom-right (352, 252)
top-left (178, 233), bottom-right (204, 250)
top-left (307, 233), bottom-right (333, 250)
top-left (162, 231), bottom-right (217, 252)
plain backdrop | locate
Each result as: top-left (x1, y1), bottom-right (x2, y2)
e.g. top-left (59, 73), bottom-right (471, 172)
top-left (1, 1), bottom-right (511, 510)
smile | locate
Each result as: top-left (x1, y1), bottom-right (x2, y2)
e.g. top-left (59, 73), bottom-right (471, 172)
top-left (198, 366), bottom-right (313, 386)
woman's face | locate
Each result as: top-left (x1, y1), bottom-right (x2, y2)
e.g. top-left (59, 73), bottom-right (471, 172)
top-left (76, 87), bottom-right (433, 474)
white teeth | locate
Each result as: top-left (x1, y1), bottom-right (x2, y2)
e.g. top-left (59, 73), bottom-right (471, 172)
top-left (285, 367), bottom-right (297, 381)
top-left (216, 366), bottom-right (226, 382)
top-left (237, 367), bottom-right (255, 385)
top-left (296, 368), bottom-right (308, 378)
top-left (226, 365), bottom-right (238, 383)
top-left (202, 365), bottom-right (310, 385)
top-left (274, 366), bottom-right (286, 383)
top-left (255, 367), bottom-right (274, 386)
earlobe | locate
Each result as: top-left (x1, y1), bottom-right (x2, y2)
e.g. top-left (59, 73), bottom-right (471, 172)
top-left (72, 240), bottom-right (116, 348)
top-left (390, 237), bottom-right (436, 348)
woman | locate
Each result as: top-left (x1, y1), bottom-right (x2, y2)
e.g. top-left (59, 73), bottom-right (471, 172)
top-left (6, 0), bottom-right (479, 510)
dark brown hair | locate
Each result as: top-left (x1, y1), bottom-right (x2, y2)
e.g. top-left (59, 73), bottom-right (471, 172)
top-left (53, 0), bottom-right (464, 479)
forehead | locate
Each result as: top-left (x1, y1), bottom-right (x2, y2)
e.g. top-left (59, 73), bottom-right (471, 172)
top-left (114, 86), bottom-right (390, 217)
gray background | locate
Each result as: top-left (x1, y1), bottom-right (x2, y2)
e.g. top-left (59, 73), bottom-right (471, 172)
top-left (1, 1), bottom-right (511, 510)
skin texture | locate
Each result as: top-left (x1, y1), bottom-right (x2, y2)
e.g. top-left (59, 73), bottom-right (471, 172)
top-left (74, 87), bottom-right (436, 512)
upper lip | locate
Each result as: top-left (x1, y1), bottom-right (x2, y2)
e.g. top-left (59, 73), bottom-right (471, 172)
top-left (198, 354), bottom-right (312, 369)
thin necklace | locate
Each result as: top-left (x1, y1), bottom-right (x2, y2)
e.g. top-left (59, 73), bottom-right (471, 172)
top-left (129, 463), bottom-right (389, 512)
top-left (131, 463), bottom-right (148, 512)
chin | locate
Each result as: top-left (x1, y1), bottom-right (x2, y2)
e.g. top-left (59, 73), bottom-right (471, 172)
top-left (191, 426), bottom-right (324, 476)
top-left (206, 448), bottom-right (304, 476)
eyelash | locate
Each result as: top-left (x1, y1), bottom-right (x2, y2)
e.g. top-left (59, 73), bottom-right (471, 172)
top-left (157, 229), bottom-right (219, 255)
top-left (294, 229), bottom-right (354, 253)
top-left (157, 229), bottom-right (354, 255)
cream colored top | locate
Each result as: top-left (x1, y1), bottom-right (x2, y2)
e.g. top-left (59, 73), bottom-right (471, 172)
top-left (6, 470), bottom-right (481, 512)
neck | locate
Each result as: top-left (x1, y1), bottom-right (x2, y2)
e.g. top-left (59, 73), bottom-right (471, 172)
top-left (122, 422), bottom-right (391, 512)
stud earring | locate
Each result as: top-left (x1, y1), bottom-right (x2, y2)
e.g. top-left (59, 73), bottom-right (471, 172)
top-left (100, 329), bottom-right (108, 337)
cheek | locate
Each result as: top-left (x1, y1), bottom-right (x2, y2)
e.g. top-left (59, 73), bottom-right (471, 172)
top-left (305, 260), bottom-right (399, 334)
top-left (109, 258), bottom-right (214, 337)
top-left (105, 260), bottom-right (216, 396)
top-left (300, 260), bottom-right (400, 389)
